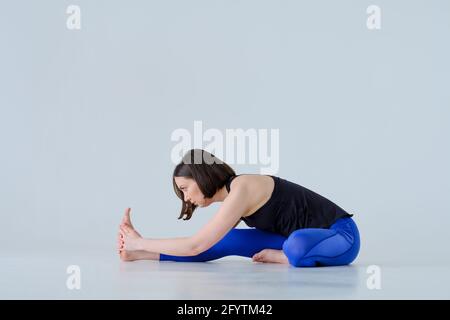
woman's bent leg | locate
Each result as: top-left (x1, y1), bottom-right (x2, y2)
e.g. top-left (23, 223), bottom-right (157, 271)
top-left (282, 217), bottom-right (360, 267)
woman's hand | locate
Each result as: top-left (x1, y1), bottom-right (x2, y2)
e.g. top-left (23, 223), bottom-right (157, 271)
top-left (119, 224), bottom-right (144, 251)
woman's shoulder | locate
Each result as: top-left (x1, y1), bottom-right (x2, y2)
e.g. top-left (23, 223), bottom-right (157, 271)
top-left (229, 174), bottom-right (274, 190)
top-left (228, 174), bottom-right (275, 214)
top-left (230, 174), bottom-right (276, 216)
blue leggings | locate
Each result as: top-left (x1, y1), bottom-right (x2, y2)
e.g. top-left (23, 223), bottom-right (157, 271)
top-left (160, 217), bottom-right (360, 267)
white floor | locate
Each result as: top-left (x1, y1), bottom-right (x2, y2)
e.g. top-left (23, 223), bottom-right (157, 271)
top-left (1, 251), bottom-right (449, 299)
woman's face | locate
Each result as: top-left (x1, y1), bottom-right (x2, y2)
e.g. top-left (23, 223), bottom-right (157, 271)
top-left (174, 176), bottom-right (210, 207)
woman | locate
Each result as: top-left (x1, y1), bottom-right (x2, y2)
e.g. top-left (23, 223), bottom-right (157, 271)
top-left (118, 149), bottom-right (360, 267)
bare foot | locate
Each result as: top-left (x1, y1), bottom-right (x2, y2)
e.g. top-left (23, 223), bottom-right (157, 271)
top-left (120, 250), bottom-right (159, 262)
top-left (252, 249), bottom-right (289, 264)
top-left (117, 208), bottom-right (160, 261)
top-left (118, 207), bottom-right (143, 253)
top-left (121, 208), bottom-right (140, 236)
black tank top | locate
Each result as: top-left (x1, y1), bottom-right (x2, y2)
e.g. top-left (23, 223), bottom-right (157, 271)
top-left (225, 175), bottom-right (353, 237)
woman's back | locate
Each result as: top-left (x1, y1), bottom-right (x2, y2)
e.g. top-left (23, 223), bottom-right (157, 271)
top-left (226, 174), bottom-right (353, 237)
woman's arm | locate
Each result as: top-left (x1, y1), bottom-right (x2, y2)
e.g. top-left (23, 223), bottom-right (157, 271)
top-left (134, 236), bottom-right (199, 256)
top-left (120, 182), bottom-right (250, 256)
top-left (189, 182), bottom-right (250, 254)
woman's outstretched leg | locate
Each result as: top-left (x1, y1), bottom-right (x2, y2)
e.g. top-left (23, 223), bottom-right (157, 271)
top-left (159, 228), bottom-right (287, 262)
top-left (120, 250), bottom-right (160, 261)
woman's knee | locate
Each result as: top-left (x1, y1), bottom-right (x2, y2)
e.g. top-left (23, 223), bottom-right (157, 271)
top-left (282, 229), bottom-right (318, 267)
top-left (282, 228), bottom-right (340, 267)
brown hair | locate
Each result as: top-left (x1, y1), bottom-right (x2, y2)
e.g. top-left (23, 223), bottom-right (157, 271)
top-left (173, 149), bottom-right (236, 220)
